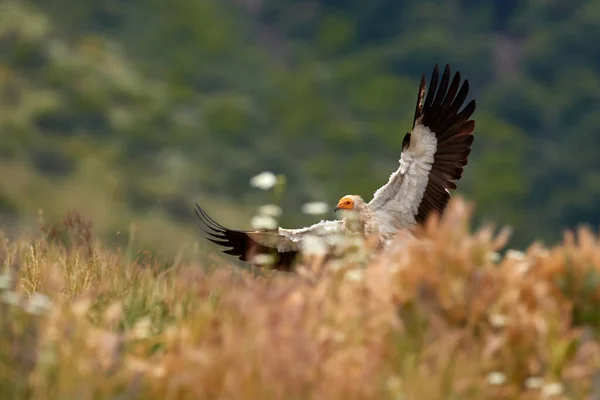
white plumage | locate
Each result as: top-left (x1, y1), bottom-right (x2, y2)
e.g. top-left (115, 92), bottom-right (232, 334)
top-left (369, 124), bottom-right (438, 238)
top-left (195, 63), bottom-right (476, 270)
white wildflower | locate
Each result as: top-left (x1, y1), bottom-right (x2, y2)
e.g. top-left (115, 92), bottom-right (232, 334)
top-left (506, 249), bottom-right (525, 261)
top-left (151, 365), bottom-right (166, 378)
top-left (487, 251), bottom-right (501, 263)
top-left (251, 215), bottom-right (278, 230)
top-left (25, 292), bottom-right (52, 315)
top-left (1, 290), bottom-right (21, 306)
top-left (332, 330), bottom-right (346, 342)
top-left (0, 273), bottom-right (13, 290)
top-left (103, 302), bottom-right (123, 324)
top-left (345, 268), bottom-right (365, 282)
top-left (516, 261), bottom-right (530, 275)
top-left (524, 376), bottom-right (544, 389)
top-left (301, 202), bottom-right (329, 215)
top-left (541, 382), bottom-right (563, 397)
top-left (302, 235), bottom-right (328, 256)
top-left (489, 313), bottom-right (508, 328)
top-left (252, 254), bottom-right (276, 265)
top-left (249, 171), bottom-right (277, 190)
top-left (486, 371), bottom-right (506, 385)
top-left (257, 204), bottom-right (282, 217)
top-left (132, 317), bottom-right (152, 339)
top-left (386, 375), bottom-right (403, 393)
top-left (327, 260), bottom-right (345, 272)
top-left (532, 248), bottom-right (550, 258)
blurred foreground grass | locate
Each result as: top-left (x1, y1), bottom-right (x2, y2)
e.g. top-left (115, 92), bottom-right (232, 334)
top-left (0, 198), bottom-right (599, 399)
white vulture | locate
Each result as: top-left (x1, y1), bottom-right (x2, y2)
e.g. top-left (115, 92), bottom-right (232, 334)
top-left (195, 64), bottom-right (476, 270)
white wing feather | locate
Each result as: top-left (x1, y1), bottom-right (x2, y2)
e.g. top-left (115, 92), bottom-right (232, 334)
top-left (278, 219), bottom-right (344, 241)
top-left (247, 219), bottom-right (345, 253)
top-left (368, 124), bottom-right (437, 236)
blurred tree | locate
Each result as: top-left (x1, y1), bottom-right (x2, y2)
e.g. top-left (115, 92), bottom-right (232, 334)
top-left (0, 0), bottom-right (598, 252)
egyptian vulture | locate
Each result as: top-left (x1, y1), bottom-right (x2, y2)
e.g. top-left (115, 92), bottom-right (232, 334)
top-left (195, 64), bottom-right (476, 270)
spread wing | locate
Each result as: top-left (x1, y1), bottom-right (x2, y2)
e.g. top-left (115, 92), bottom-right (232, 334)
top-left (368, 64), bottom-right (476, 237)
top-left (194, 203), bottom-right (344, 271)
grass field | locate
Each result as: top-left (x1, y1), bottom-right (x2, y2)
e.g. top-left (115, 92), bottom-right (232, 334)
top-left (0, 198), bottom-right (598, 399)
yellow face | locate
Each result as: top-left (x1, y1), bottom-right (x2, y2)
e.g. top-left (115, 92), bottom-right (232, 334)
top-left (335, 196), bottom-right (354, 210)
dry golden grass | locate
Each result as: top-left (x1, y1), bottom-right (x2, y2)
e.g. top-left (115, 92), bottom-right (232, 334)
top-left (1, 198), bottom-right (599, 399)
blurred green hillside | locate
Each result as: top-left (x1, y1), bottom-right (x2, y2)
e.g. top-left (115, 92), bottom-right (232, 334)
top-left (0, 0), bottom-right (598, 254)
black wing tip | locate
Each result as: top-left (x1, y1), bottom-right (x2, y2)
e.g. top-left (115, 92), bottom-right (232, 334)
top-left (418, 63), bottom-right (476, 138)
top-left (425, 63), bottom-right (470, 104)
top-left (194, 202), bottom-right (235, 240)
top-left (432, 63), bottom-right (450, 78)
top-left (442, 64), bottom-right (451, 77)
top-left (192, 201), bottom-right (299, 271)
top-left (414, 64), bottom-right (477, 224)
top-left (194, 203), bottom-right (223, 232)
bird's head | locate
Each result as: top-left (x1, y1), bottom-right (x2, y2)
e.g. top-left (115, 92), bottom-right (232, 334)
top-left (334, 195), bottom-right (365, 214)
top-left (335, 196), bottom-right (355, 211)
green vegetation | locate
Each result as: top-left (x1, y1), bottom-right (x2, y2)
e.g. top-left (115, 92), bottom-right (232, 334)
top-left (2, 2), bottom-right (599, 397)
top-left (1, 198), bottom-right (599, 399)
top-left (0, 0), bottom-right (598, 254)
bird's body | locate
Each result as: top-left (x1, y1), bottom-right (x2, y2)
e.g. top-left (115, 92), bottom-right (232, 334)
top-left (195, 64), bottom-right (476, 270)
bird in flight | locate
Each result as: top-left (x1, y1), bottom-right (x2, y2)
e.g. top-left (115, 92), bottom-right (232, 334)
top-left (195, 64), bottom-right (476, 271)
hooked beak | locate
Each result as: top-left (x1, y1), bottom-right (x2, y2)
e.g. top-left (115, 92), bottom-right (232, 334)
top-left (334, 203), bottom-right (346, 213)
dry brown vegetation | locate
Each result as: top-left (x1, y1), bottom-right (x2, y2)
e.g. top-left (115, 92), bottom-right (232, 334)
top-left (0, 198), bottom-right (599, 399)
